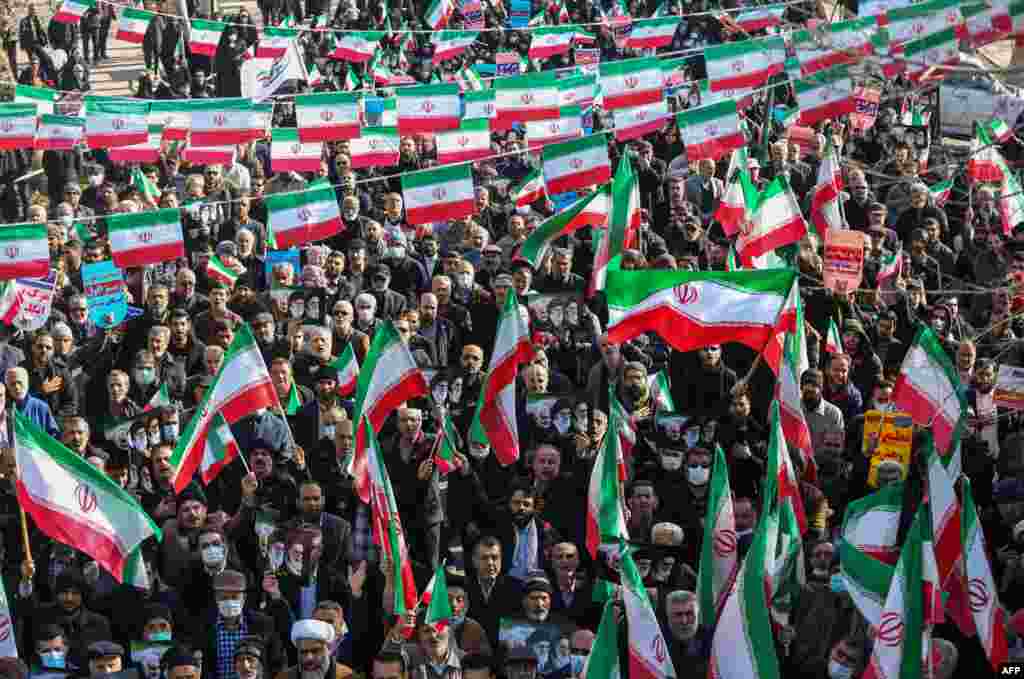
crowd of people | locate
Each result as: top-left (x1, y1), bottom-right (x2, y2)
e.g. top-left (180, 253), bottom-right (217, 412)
top-left (0, 0), bottom-right (1016, 678)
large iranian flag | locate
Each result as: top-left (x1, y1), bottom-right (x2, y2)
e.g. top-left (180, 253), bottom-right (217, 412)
top-left (558, 73), bottom-right (597, 110)
top-left (116, 7), bottom-right (154, 43)
top-left (190, 18), bottom-right (226, 56)
top-left (256, 27), bottom-right (299, 58)
top-left (586, 386), bottom-right (629, 557)
top-left (0, 224), bottom-right (49, 280)
top-left (15, 85), bottom-right (56, 115)
top-left (519, 187), bottom-right (609, 268)
top-left (265, 185), bottom-right (343, 248)
top-left (998, 160), bottom-right (1024, 236)
top-left (148, 100), bottom-right (194, 141)
top-left (349, 322), bottom-right (429, 502)
top-left (676, 100), bottom-right (746, 161)
top-left (606, 268), bottom-right (795, 354)
top-left (529, 26), bottom-right (577, 60)
top-left (396, 83), bottom-right (461, 134)
top-left (961, 477), bottom-right (1009, 671)
top-left (85, 99), bottom-right (150, 148)
top-left (526, 105), bottom-right (582, 148)
top-left (968, 121), bottom-right (1006, 184)
top-left (810, 141), bottom-right (843, 236)
top-left (621, 550), bottom-right (676, 679)
top-left (893, 326), bottom-right (966, 455)
top-left (704, 36), bottom-right (785, 91)
top-left (401, 163), bottom-right (475, 225)
top-left (331, 31), bottom-right (383, 63)
top-left (493, 72), bottom-right (560, 130)
top-left (737, 176), bottom-right (807, 267)
top-left (925, 436), bottom-right (971, 634)
top-left (15, 411), bottom-right (160, 582)
top-left (697, 444), bottom-right (737, 628)
top-left (295, 91), bottom-right (362, 142)
top-left (512, 169), bottom-right (546, 208)
top-left (349, 126), bottom-right (399, 168)
top-left (583, 602), bottom-right (622, 679)
top-left (793, 16), bottom-right (877, 75)
top-left (108, 208), bottom-right (185, 268)
top-left (53, 0), bottom-right (94, 24)
top-left (108, 124), bottom-right (163, 164)
top-left (0, 105), bottom-right (37, 150)
top-left (432, 30), bottom-right (479, 64)
top-left (543, 135), bottom-right (611, 195)
top-left (614, 99), bottom-right (669, 142)
top-left (902, 26), bottom-right (960, 81)
top-left (884, 0), bottom-right (964, 48)
top-left (199, 412), bottom-right (241, 484)
top-left (35, 114), bottom-right (84, 151)
top-left (189, 99), bottom-right (265, 146)
top-left (625, 16), bottom-right (680, 48)
top-left (470, 290), bottom-right (533, 466)
top-left (436, 118), bottom-right (491, 164)
top-left (839, 538), bottom-right (895, 627)
top-left (794, 66), bottom-right (855, 127)
top-left (841, 484), bottom-right (904, 565)
top-left (271, 128), bottom-right (323, 173)
top-left (463, 89), bottom-right (496, 120)
top-left (600, 57), bottom-right (664, 110)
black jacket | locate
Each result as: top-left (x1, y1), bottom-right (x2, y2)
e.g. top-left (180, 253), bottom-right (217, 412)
top-left (197, 607), bottom-right (286, 679)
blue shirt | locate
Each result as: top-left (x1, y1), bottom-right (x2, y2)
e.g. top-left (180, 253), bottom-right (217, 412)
top-left (16, 396), bottom-right (59, 438)
top-left (214, 616), bottom-right (248, 679)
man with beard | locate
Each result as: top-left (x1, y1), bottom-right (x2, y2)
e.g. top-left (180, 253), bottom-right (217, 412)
top-left (964, 360), bottom-right (1007, 495)
top-left (672, 345), bottom-right (738, 417)
top-left (432, 275), bottom-right (473, 340)
top-left (293, 365), bottom-right (343, 451)
top-left (158, 483), bottom-right (209, 589)
top-left (234, 638), bottom-right (265, 679)
top-left (663, 591), bottom-right (710, 679)
top-left (381, 612), bottom-right (461, 679)
top-left (22, 569), bottom-right (111, 671)
top-left (801, 368), bottom-right (848, 510)
top-left (841, 170), bottom-right (875, 231)
top-left (366, 264), bottom-right (407, 321)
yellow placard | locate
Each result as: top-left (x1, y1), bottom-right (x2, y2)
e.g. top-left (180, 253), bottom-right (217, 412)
top-left (863, 410), bottom-right (914, 488)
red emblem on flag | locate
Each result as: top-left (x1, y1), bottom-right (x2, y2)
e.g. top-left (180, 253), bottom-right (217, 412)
top-left (877, 612), bottom-right (904, 647)
top-left (570, 158), bottom-right (583, 169)
top-left (521, 93), bottom-right (534, 104)
top-left (730, 60), bottom-right (745, 73)
top-left (946, 10), bottom-right (958, 23)
top-left (704, 124), bottom-right (718, 136)
top-left (969, 577), bottom-right (990, 612)
top-left (625, 75), bottom-right (639, 88)
top-left (674, 283), bottom-right (699, 305)
top-left (213, 113), bottom-right (227, 126)
top-left (432, 187), bottom-right (447, 200)
top-left (320, 110), bottom-right (335, 122)
top-left (75, 482), bottom-right (98, 514)
top-left (137, 231), bottom-right (153, 243)
top-left (422, 101), bottom-right (435, 112)
top-left (549, 122), bottom-right (560, 133)
top-left (0, 616), bottom-right (11, 642)
top-left (636, 110), bottom-right (647, 121)
top-left (912, 21), bottom-right (925, 34)
top-left (111, 118), bottom-right (126, 130)
top-left (0, 121), bottom-right (13, 133)
top-left (298, 207), bottom-right (313, 222)
top-left (651, 636), bottom-right (667, 663)
top-left (484, 104), bottom-right (495, 115)
top-left (368, 138), bottom-right (379, 148)
top-left (4, 246), bottom-right (19, 259)
top-left (713, 528), bottom-right (736, 557)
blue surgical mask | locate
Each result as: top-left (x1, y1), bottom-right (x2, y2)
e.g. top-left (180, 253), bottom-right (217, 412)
top-left (161, 423), bottom-right (179, 440)
top-left (830, 574), bottom-right (847, 593)
top-left (450, 613), bottom-right (466, 628)
top-left (570, 654), bottom-right (587, 676)
top-left (40, 651), bottom-right (66, 669)
top-left (147, 631), bottom-right (172, 642)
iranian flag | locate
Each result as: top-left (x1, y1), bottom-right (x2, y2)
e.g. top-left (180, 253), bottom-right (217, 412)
top-left (190, 19), bottom-right (226, 56)
top-left (777, 312), bottom-right (815, 478)
top-left (348, 322), bottom-right (428, 502)
top-left (599, 57), bottom-right (663, 110)
top-left (676, 100), bottom-right (746, 161)
top-left (401, 163), bottom-right (475, 225)
top-left (893, 325), bottom-right (966, 455)
top-left (526, 105), bottom-right (582, 148)
top-left (349, 126), bottom-right (399, 168)
top-left (207, 255), bottom-right (239, 287)
top-left (877, 246), bottom-right (903, 287)
top-left (903, 27), bottom-right (960, 81)
top-left (825, 317), bottom-right (842, 355)
top-left (983, 118), bottom-right (1013, 143)
top-left (15, 85), bottom-right (55, 115)
top-left (925, 437), bottom-right (971, 635)
top-left (716, 146), bottom-right (758, 237)
top-left (884, 0), bottom-right (965, 48)
top-left (470, 289), bottom-right (533, 466)
top-left (529, 26), bottom-right (577, 59)
top-left (463, 89), bottom-right (496, 121)
top-left (295, 91), bottom-right (362, 142)
top-left (332, 31), bottom-right (383, 62)
top-left (583, 602), bottom-right (622, 679)
top-left (620, 550), bottom-right (677, 679)
top-left (794, 65), bottom-right (855, 126)
top-left (436, 118), bottom-right (491, 164)
top-left (793, 16), bottom-right (878, 75)
top-left (613, 99), bottom-right (669, 142)
top-left (968, 121), bottom-right (1007, 184)
top-left (396, 83), bottom-right (461, 134)
top-left (53, 0), bottom-right (94, 24)
top-left (543, 134), bottom-right (612, 195)
top-left (86, 100), bottom-right (150, 148)
top-left (606, 268), bottom-right (795, 354)
top-left (423, 561), bottom-right (453, 626)
top-left (625, 16), bottom-right (680, 48)
top-left (841, 484), bottom-right (904, 565)
top-left (35, 114), bottom-right (83, 151)
top-left (109, 124), bottom-right (163, 164)
top-left (767, 399), bottom-right (807, 534)
top-left (810, 141), bottom-right (843, 236)
top-left (649, 371), bottom-right (675, 412)
top-left (493, 72), bottom-right (560, 130)
top-left (116, 8), bottom-right (154, 43)
top-left (108, 208), bottom-right (185, 272)
top-left (998, 162), bottom-right (1024, 235)
top-left (199, 412), bottom-right (241, 484)
top-left (929, 178), bottom-right (953, 206)
top-left (271, 128), bottom-right (324, 173)
top-left (733, 5), bottom-right (785, 30)
top-left (519, 187), bottom-right (610, 268)
top-left (0, 225), bottom-right (50, 280)
top-left (591, 156), bottom-right (642, 296)
top-left (149, 100), bottom-right (194, 141)
top-left (432, 30), bottom-right (479, 64)
top-left (558, 74), bottom-right (597, 110)
top-left (737, 176), bottom-right (808, 267)
top-left (839, 538), bottom-right (896, 628)
top-left (961, 477), bottom-right (1009, 671)
top-left (425, 0), bottom-right (455, 29)
top-left (15, 411), bottom-right (160, 582)
top-left (265, 185), bottom-right (344, 248)
top-left (257, 27), bottom-right (299, 58)
top-left (130, 167), bottom-right (160, 207)
top-left (328, 344), bottom-right (359, 396)
top-left (432, 412), bottom-right (462, 475)
top-left (182, 145), bottom-right (236, 167)
top-left (704, 36), bottom-right (785, 91)
top-left (696, 444), bottom-right (737, 628)
top-left (511, 169), bottom-right (547, 208)
top-left (169, 324), bottom-right (278, 492)
top-left (189, 99), bottom-right (266, 146)
top-left (0, 105), bottom-right (37, 150)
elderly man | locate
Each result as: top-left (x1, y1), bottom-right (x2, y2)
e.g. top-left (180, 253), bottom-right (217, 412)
top-left (380, 610), bottom-right (463, 679)
top-left (664, 591), bottom-right (711, 677)
top-left (7, 366), bottom-right (58, 436)
top-left (279, 619), bottom-right (353, 679)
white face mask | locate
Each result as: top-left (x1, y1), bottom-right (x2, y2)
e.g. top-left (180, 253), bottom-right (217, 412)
top-left (457, 273), bottom-right (473, 288)
top-left (687, 465), bottom-right (710, 485)
top-left (357, 308), bottom-right (374, 323)
top-left (286, 553), bottom-right (303, 577)
top-left (217, 599), bottom-right (243, 619)
top-left (201, 544), bottom-right (226, 566)
top-left (828, 661), bottom-right (853, 679)
top-left (468, 443), bottom-right (491, 460)
top-left (554, 414), bottom-right (571, 435)
top-left (661, 453), bottom-right (684, 472)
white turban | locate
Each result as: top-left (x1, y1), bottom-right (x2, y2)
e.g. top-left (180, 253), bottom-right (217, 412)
top-left (290, 619), bottom-right (336, 647)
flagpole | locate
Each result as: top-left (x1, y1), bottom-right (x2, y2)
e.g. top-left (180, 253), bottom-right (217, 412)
top-left (7, 409), bottom-right (30, 565)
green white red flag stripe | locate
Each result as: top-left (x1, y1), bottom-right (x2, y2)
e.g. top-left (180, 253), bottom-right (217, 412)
top-left (493, 72), bottom-right (561, 130)
top-left (542, 134), bottom-right (612, 195)
top-left (591, 156), bottom-right (641, 296)
top-left (425, 0), bottom-right (455, 29)
top-left (436, 118), bottom-right (491, 164)
top-left (85, 99), bottom-right (150, 148)
top-left (401, 163), bottom-right (475, 225)
top-left (810, 141), bottom-right (843, 236)
top-left (585, 386), bottom-right (628, 557)
top-left (676, 100), bottom-right (746, 161)
top-left (558, 73), bottom-right (597, 110)
top-left (704, 36), bottom-right (785, 91)
top-left (883, 0), bottom-right (965, 48)
top-left (512, 168), bottom-right (547, 208)
top-left (271, 127), bottom-right (323, 173)
top-left (432, 412), bottom-right (461, 475)
top-left (520, 187), bottom-right (609, 268)
top-left (115, 7), bottom-right (154, 43)
top-left (993, 0), bottom-right (1024, 35)
top-left (189, 18), bottom-right (226, 56)
top-left (625, 16), bottom-right (679, 48)
top-left (825, 317), bottom-right (841, 355)
top-left (0, 224), bottom-right (49, 280)
top-left (583, 601), bottom-right (622, 679)
top-left (716, 146), bottom-right (757, 236)
top-left (107, 208), bottom-right (185, 268)
top-left (621, 549), bottom-right (677, 679)
top-left (53, 0), bottom-right (94, 24)
top-left (0, 105), bottom-right (36, 150)
top-left (423, 561), bottom-right (453, 626)
top-left (15, 411), bottom-right (160, 582)
top-left (793, 16), bottom-right (878, 75)
top-left (169, 324), bottom-right (278, 492)
top-left (777, 320), bottom-right (815, 479)
top-left (328, 344), bottom-right (359, 396)
top-left (148, 100), bottom-right (194, 140)
top-left (599, 57), bottom-right (664, 110)
top-left (878, 246), bottom-right (903, 286)
top-left (207, 255), bottom-right (239, 287)
top-left (526, 105), bottom-right (582, 148)
top-left (35, 114), bottom-right (83, 151)
top-left (794, 65), bottom-right (855, 126)
top-left (893, 325), bottom-right (966, 455)
top-left (841, 484), bottom-right (904, 565)
top-left (295, 91), bottom-right (362, 142)
top-left (695, 78), bottom-right (755, 110)
top-left (613, 99), bottom-right (669, 142)
top-left (471, 289), bottom-right (533, 465)
top-left (961, 477), bottom-right (1009, 670)
top-left (189, 98), bottom-right (266, 146)
top-left (838, 538), bottom-right (895, 627)
top-left (349, 126), bottom-right (399, 168)
top-left (902, 26), bottom-right (960, 81)
top-left (734, 5), bottom-right (784, 30)
top-left (929, 178), bottom-right (953, 206)
top-left (181, 145), bottom-right (235, 166)
top-left (108, 124), bottom-right (163, 164)
top-left (983, 118), bottom-right (1013, 143)
top-left (432, 30), bottom-right (479, 64)
top-left (15, 85), bottom-right (55, 115)
top-left (199, 412), bottom-right (241, 484)
top-left (968, 121), bottom-right (1007, 184)
top-left (349, 321), bottom-right (428, 503)
top-left (999, 160), bottom-right (1024, 235)
top-left (256, 26), bottom-right (299, 58)
top-left (738, 175), bottom-right (807, 266)
top-left (396, 83), bottom-right (461, 134)
top-left (463, 89), bottom-right (496, 120)
top-left (766, 399), bottom-right (808, 539)
top-left (606, 268), bottom-right (796, 354)
top-left (331, 31), bottom-right (383, 62)
top-left (529, 26), bottom-right (577, 59)
top-left (925, 436), bottom-right (972, 635)
top-left (265, 185), bottom-right (344, 248)
top-left (697, 444), bottom-right (737, 628)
